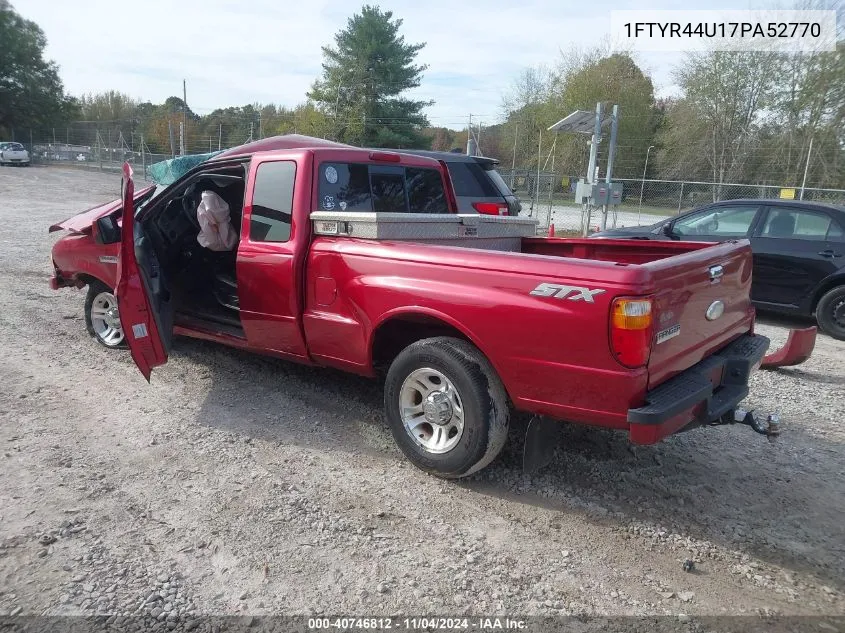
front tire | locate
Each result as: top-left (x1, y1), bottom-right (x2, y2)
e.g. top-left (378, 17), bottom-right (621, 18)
top-left (384, 337), bottom-right (509, 479)
top-left (84, 281), bottom-right (125, 348)
top-left (816, 286), bottom-right (845, 341)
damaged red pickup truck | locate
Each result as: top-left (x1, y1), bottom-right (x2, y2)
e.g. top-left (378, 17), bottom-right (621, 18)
top-left (50, 135), bottom-right (773, 478)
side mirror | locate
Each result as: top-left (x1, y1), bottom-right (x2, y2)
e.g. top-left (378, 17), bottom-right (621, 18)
top-left (662, 223), bottom-right (675, 238)
top-left (94, 213), bottom-right (121, 245)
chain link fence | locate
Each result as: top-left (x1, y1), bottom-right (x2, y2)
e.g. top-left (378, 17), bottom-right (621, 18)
top-left (498, 169), bottom-right (845, 235)
top-left (4, 126), bottom-right (206, 181)
top-left (7, 126), bottom-right (844, 233)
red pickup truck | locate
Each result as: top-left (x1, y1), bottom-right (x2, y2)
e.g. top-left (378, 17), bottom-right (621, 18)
top-left (49, 136), bottom-right (771, 478)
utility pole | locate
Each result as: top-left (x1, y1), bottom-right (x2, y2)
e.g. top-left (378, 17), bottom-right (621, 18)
top-left (476, 121), bottom-right (482, 156)
top-left (258, 110), bottom-right (263, 139)
top-left (182, 79), bottom-right (188, 155)
top-left (466, 114), bottom-right (477, 156)
top-left (510, 123), bottom-right (519, 188)
top-left (582, 102), bottom-right (604, 236)
top-left (179, 121), bottom-right (185, 157)
top-left (533, 130), bottom-right (542, 215)
top-left (218, 123), bottom-right (222, 151)
top-left (799, 137), bottom-right (814, 200)
top-left (601, 105), bottom-right (619, 231)
top-left (141, 134), bottom-right (146, 179)
top-left (248, 122), bottom-right (254, 143)
top-left (168, 121), bottom-right (175, 158)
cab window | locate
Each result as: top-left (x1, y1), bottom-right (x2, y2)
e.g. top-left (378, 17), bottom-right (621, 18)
top-left (319, 162), bottom-right (448, 214)
top-left (250, 161), bottom-right (296, 242)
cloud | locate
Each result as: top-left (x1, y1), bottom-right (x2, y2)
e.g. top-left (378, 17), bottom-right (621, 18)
top-left (17, 0), bottom-right (685, 129)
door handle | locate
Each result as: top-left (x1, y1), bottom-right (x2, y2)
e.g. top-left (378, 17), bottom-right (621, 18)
top-left (818, 250), bottom-right (843, 258)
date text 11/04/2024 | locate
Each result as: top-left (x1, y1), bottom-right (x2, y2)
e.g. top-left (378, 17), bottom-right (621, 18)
top-left (307, 617), bottom-right (527, 630)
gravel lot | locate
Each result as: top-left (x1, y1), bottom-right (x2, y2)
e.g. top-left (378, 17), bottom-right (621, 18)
top-left (1, 167), bottom-right (844, 628)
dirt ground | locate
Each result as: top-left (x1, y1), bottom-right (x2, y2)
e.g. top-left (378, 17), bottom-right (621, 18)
top-left (1, 166), bottom-right (844, 627)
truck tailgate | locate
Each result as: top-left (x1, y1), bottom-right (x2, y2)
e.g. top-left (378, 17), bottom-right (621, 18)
top-left (644, 240), bottom-right (754, 389)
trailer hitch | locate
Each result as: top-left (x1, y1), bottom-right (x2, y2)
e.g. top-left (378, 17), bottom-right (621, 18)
top-left (722, 407), bottom-right (781, 442)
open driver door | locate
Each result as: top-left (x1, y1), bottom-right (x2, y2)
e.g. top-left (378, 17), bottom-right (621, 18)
top-left (115, 163), bottom-right (174, 381)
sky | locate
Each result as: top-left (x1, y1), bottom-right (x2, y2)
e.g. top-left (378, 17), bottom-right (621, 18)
top-left (14, 0), bottom-right (799, 130)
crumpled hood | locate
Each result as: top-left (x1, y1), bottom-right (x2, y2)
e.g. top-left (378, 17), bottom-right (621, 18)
top-left (48, 185), bottom-right (155, 234)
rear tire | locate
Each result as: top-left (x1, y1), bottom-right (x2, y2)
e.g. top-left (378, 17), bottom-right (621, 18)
top-left (84, 281), bottom-right (126, 348)
top-left (816, 286), bottom-right (845, 341)
top-left (384, 337), bottom-right (509, 479)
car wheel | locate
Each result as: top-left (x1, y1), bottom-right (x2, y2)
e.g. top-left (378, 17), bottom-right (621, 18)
top-left (84, 281), bottom-right (125, 348)
top-left (384, 337), bottom-right (509, 479)
top-left (817, 286), bottom-right (845, 341)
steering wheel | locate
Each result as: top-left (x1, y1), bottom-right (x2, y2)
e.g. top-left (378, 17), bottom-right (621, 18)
top-left (181, 184), bottom-right (202, 230)
top-left (701, 217), bottom-right (719, 234)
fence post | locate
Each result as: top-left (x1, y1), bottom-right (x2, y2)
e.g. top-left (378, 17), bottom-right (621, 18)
top-left (141, 134), bottom-right (146, 180)
top-left (677, 181), bottom-right (685, 214)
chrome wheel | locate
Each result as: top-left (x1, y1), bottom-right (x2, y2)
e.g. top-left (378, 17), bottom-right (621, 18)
top-left (399, 367), bottom-right (465, 454)
top-left (89, 291), bottom-right (124, 347)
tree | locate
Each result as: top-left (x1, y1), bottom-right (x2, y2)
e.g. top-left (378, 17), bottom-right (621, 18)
top-left (500, 50), bottom-right (658, 181)
top-left (308, 5), bottom-right (431, 147)
top-left (79, 91), bottom-right (138, 122)
top-left (656, 50), bottom-right (778, 193)
top-left (0, 0), bottom-right (77, 134)
top-left (556, 53), bottom-right (658, 179)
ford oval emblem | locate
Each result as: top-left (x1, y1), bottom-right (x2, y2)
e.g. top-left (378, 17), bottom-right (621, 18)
top-left (706, 300), bottom-right (725, 321)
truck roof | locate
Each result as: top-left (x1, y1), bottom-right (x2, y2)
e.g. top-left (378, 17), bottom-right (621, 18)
top-left (215, 134), bottom-right (353, 160)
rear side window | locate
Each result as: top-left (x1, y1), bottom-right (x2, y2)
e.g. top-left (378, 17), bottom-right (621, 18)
top-left (250, 161), bottom-right (296, 242)
top-left (446, 161), bottom-right (500, 197)
top-left (319, 163), bottom-right (448, 214)
top-left (761, 207), bottom-right (841, 241)
top-left (484, 167), bottom-right (515, 197)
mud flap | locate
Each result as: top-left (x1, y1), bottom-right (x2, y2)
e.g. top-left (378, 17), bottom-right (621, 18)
top-left (523, 415), bottom-right (559, 475)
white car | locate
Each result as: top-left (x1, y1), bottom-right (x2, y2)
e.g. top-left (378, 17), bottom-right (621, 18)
top-left (0, 142), bottom-right (31, 166)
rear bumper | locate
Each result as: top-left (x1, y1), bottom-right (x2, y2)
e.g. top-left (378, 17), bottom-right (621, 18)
top-left (627, 333), bottom-right (770, 444)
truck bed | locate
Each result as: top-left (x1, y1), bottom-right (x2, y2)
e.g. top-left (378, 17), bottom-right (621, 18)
top-left (305, 231), bottom-right (755, 434)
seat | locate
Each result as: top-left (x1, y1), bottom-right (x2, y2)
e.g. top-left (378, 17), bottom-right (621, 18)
top-left (767, 212), bottom-right (796, 238)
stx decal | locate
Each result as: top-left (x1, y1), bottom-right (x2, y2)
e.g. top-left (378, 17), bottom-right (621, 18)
top-left (529, 283), bottom-right (606, 303)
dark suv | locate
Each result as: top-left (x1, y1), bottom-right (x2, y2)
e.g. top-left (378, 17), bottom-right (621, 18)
top-left (399, 150), bottom-right (521, 216)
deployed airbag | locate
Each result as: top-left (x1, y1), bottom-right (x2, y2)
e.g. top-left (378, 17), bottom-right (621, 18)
top-left (197, 191), bottom-right (237, 251)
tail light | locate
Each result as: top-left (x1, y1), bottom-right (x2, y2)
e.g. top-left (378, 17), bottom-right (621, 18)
top-left (610, 297), bottom-right (654, 368)
top-left (472, 201), bottom-right (509, 216)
